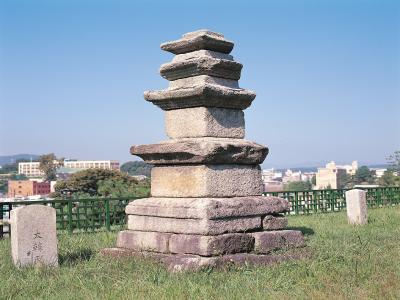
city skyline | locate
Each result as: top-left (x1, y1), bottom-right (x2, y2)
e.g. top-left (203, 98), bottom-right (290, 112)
top-left (1, 0), bottom-right (399, 167)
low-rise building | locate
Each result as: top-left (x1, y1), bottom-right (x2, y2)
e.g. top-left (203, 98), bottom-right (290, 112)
top-left (19, 160), bottom-right (120, 177)
top-left (8, 180), bottom-right (51, 197)
top-left (316, 161), bottom-right (347, 189)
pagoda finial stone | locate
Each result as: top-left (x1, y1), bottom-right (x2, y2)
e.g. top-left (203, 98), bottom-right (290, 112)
top-left (161, 30), bottom-right (234, 54)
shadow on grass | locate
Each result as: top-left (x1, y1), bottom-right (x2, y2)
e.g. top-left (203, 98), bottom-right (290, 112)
top-left (59, 248), bottom-right (94, 266)
top-left (287, 226), bottom-right (315, 236)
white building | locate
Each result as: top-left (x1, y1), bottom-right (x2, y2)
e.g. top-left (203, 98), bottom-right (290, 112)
top-left (63, 160), bottom-right (119, 170)
top-left (316, 161), bottom-right (349, 189)
top-left (19, 160), bottom-right (120, 177)
top-left (18, 162), bottom-right (43, 177)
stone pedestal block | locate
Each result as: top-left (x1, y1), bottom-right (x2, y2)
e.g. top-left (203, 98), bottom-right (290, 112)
top-left (262, 215), bottom-right (288, 230)
top-left (125, 196), bottom-right (290, 219)
top-left (345, 189), bottom-right (368, 225)
top-left (165, 107), bottom-right (244, 139)
top-left (128, 215), bottom-right (261, 235)
top-left (169, 233), bottom-right (254, 256)
top-left (253, 230), bottom-right (304, 254)
top-left (151, 164), bottom-right (264, 197)
top-left (117, 230), bottom-right (171, 253)
top-left (10, 205), bottom-right (58, 267)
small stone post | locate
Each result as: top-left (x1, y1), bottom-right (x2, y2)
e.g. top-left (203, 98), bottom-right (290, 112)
top-left (345, 189), bottom-right (368, 225)
top-left (10, 205), bottom-right (58, 267)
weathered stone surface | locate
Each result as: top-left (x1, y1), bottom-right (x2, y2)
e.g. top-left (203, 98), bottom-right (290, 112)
top-left (144, 83), bottom-right (256, 110)
top-left (346, 189), bottom-right (368, 225)
top-left (151, 165), bottom-right (264, 197)
top-left (169, 75), bottom-right (239, 90)
top-left (165, 107), bottom-right (244, 139)
top-left (262, 215), bottom-right (288, 230)
top-left (160, 56), bottom-right (242, 81)
top-left (100, 248), bottom-right (309, 273)
top-left (169, 233), bottom-right (254, 256)
top-left (117, 230), bottom-right (171, 253)
top-left (161, 30), bottom-right (234, 55)
top-left (127, 215), bottom-right (261, 235)
top-left (253, 230), bottom-right (305, 254)
top-left (10, 205), bottom-right (58, 267)
top-left (126, 196), bottom-right (290, 219)
top-left (130, 138), bottom-right (268, 165)
top-left (172, 50), bottom-right (233, 63)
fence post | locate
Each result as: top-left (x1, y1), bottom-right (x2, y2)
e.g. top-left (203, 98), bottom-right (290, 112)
top-left (67, 200), bottom-right (73, 234)
top-left (0, 203), bottom-right (3, 239)
top-left (105, 199), bottom-right (111, 231)
top-left (294, 192), bottom-right (299, 215)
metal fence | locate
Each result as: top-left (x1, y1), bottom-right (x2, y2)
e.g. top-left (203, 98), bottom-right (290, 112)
top-left (1, 187), bottom-right (400, 238)
top-left (264, 187), bottom-right (400, 215)
top-left (0, 197), bottom-right (138, 238)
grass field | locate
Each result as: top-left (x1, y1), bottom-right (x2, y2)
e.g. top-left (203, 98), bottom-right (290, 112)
top-left (1, 207), bottom-right (400, 299)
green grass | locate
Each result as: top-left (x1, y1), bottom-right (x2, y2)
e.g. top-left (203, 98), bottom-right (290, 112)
top-left (1, 207), bottom-right (400, 299)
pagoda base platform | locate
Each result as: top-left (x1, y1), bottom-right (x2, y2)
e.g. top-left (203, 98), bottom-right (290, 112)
top-left (100, 247), bottom-right (310, 272)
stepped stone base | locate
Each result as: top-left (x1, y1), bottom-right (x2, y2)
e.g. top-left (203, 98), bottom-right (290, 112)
top-left (116, 229), bottom-right (303, 255)
top-left (100, 248), bottom-right (309, 273)
top-left (127, 215), bottom-right (261, 235)
top-left (125, 196), bottom-right (290, 219)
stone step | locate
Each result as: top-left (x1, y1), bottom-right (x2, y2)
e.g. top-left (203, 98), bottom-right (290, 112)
top-left (117, 230), bottom-right (254, 256)
top-left (160, 30), bottom-right (234, 55)
top-left (150, 164), bottom-right (264, 198)
top-left (125, 196), bottom-right (290, 220)
top-left (127, 215), bottom-right (262, 235)
top-left (165, 107), bottom-right (245, 139)
top-left (144, 83), bottom-right (256, 110)
top-left (100, 248), bottom-right (308, 273)
top-left (262, 214), bottom-right (288, 231)
top-left (252, 230), bottom-right (305, 254)
top-left (130, 138), bottom-right (268, 165)
top-left (160, 56), bottom-right (242, 81)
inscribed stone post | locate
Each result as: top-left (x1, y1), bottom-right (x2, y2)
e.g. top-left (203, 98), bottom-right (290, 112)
top-left (10, 205), bottom-right (58, 267)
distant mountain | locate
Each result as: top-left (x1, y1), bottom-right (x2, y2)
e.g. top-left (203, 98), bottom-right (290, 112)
top-left (0, 154), bottom-right (40, 166)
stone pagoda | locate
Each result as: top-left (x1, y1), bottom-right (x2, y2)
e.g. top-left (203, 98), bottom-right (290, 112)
top-left (104, 30), bottom-right (305, 271)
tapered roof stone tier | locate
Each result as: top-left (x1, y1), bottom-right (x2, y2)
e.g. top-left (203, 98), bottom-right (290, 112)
top-left (144, 83), bottom-right (256, 110)
top-left (161, 30), bottom-right (234, 55)
top-left (160, 56), bottom-right (242, 81)
top-left (130, 138), bottom-right (268, 165)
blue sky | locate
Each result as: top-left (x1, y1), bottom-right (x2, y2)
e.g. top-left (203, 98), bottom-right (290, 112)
top-left (0, 0), bottom-right (399, 168)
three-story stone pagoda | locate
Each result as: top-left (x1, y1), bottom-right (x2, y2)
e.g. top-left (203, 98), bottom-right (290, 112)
top-left (104, 30), bottom-right (305, 271)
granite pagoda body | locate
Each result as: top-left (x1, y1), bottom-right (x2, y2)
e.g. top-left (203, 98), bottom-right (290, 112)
top-left (104, 30), bottom-right (305, 271)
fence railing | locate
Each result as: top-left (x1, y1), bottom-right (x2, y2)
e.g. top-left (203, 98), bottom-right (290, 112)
top-left (264, 186), bottom-right (400, 215)
top-left (1, 187), bottom-right (400, 238)
top-left (0, 197), bottom-right (140, 238)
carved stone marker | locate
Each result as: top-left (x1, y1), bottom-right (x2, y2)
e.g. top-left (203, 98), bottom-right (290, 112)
top-left (346, 189), bottom-right (368, 225)
top-left (102, 30), bottom-right (305, 271)
top-left (10, 205), bottom-right (58, 267)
